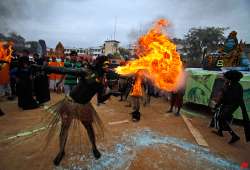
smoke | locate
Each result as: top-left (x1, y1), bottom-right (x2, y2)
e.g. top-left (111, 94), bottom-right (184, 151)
top-left (0, 0), bottom-right (29, 32)
top-left (0, 0), bottom-right (84, 32)
top-left (1, 0), bottom-right (249, 47)
top-left (0, 0), bottom-right (92, 47)
top-left (176, 0), bottom-right (250, 40)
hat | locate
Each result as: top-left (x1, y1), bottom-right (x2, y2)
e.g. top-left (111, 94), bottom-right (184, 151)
top-left (224, 70), bottom-right (243, 82)
top-left (102, 61), bottom-right (109, 68)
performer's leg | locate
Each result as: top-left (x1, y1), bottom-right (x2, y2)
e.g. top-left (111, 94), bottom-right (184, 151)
top-left (217, 115), bottom-right (225, 137)
top-left (135, 97), bottom-right (140, 111)
top-left (227, 125), bottom-right (240, 144)
top-left (167, 93), bottom-right (175, 112)
top-left (217, 129), bottom-right (224, 137)
top-left (82, 122), bottom-right (101, 159)
top-left (176, 107), bottom-right (181, 116)
top-left (126, 96), bottom-right (132, 107)
top-left (147, 94), bottom-right (151, 105)
top-left (132, 97), bottom-right (141, 121)
top-left (119, 92), bottom-right (123, 101)
top-left (54, 118), bottom-right (71, 166)
top-left (0, 107), bottom-right (5, 116)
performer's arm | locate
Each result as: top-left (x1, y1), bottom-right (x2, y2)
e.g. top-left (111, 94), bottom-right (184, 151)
top-left (31, 64), bottom-right (88, 76)
top-left (240, 99), bottom-right (249, 122)
top-left (0, 60), bottom-right (9, 64)
top-left (97, 87), bottom-right (112, 104)
top-left (119, 75), bottom-right (128, 79)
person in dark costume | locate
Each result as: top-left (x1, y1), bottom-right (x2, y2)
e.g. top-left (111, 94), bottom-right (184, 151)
top-left (16, 50), bottom-right (38, 110)
top-left (33, 55), bottom-right (119, 166)
top-left (124, 76), bottom-right (135, 101)
top-left (32, 54), bottom-right (50, 104)
top-left (167, 89), bottom-right (185, 116)
top-left (118, 75), bottom-right (128, 101)
top-left (167, 68), bottom-right (187, 116)
top-left (210, 70), bottom-right (250, 144)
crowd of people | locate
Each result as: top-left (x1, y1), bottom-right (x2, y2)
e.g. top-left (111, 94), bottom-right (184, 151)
top-left (0, 49), bottom-right (249, 166)
top-left (0, 50), bottom-right (92, 108)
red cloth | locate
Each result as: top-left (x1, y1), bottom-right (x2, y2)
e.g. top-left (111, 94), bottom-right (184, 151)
top-left (0, 63), bottom-right (9, 85)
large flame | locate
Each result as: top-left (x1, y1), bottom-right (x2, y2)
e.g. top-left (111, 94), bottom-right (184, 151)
top-left (115, 19), bottom-right (183, 93)
top-left (0, 41), bottom-right (13, 63)
top-left (130, 71), bottom-right (143, 96)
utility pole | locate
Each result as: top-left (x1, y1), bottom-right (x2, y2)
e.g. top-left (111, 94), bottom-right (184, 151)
top-left (114, 16), bottom-right (117, 40)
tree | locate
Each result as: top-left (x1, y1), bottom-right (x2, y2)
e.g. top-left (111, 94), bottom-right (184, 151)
top-left (184, 27), bottom-right (227, 67)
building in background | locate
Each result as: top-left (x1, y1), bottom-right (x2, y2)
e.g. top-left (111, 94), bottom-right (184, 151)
top-left (103, 40), bottom-right (120, 56)
top-left (127, 44), bottom-right (136, 56)
top-left (85, 46), bottom-right (103, 57)
top-left (64, 47), bottom-right (85, 56)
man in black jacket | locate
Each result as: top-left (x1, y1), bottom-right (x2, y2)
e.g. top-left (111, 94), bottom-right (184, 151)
top-left (210, 70), bottom-right (250, 144)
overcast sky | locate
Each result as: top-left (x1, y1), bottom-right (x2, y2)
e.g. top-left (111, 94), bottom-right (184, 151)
top-left (0, 0), bottom-right (249, 48)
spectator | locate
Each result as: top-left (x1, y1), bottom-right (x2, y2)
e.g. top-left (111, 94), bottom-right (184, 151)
top-left (16, 50), bottom-right (38, 110)
top-left (210, 70), bottom-right (250, 143)
top-left (57, 51), bottom-right (81, 95)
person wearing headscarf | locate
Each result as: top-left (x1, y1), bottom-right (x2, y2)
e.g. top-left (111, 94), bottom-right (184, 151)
top-left (33, 53), bottom-right (50, 104)
top-left (210, 70), bottom-right (250, 144)
top-left (16, 50), bottom-right (38, 110)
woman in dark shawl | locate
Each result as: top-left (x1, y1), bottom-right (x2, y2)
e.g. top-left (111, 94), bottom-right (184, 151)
top-left (33, 54), bottom-right (50, 104)
top-left (16, 52), bottom-right (38, 110)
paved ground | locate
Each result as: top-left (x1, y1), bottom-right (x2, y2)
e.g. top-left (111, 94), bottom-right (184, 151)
top-left (0, 93), bottom-right (249, 170)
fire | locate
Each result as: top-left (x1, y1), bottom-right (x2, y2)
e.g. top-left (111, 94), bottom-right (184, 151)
top-left (130, 71), bottom-right (143, 96)
top-left (0, 41), bottom-right (13, 63)
top-left (115, 19), bottom-right (183, 93)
